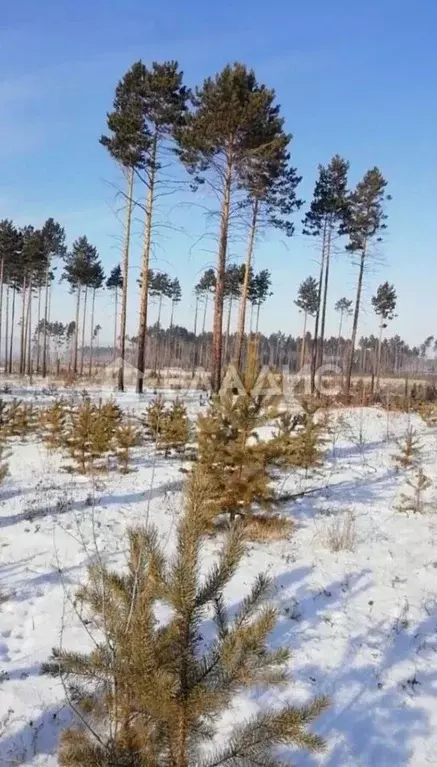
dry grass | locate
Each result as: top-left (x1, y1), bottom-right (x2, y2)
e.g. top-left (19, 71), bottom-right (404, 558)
top-left (209, 513), bottom-right (293, 541)
top-left (243, 514), bottom-right (294, 542)
top-left (326, 511), bottom-right (356, 552)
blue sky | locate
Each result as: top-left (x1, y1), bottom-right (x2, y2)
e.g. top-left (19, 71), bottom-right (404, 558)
top-left (1, 0), bottom-right (436, 345)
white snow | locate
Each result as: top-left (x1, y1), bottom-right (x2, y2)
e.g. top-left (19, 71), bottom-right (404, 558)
top-left (1, 389), bottom-right (437, 765)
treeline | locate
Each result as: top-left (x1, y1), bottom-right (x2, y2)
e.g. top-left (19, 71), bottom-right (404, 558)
top-left (98, 60), bottom-right (392, 396)
top-left (59, 324), bottom-right (433, 380)
top-left (1, 59), bottom-right (431, 390)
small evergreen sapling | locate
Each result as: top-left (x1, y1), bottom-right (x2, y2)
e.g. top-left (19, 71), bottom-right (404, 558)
top-left (398, 467), bottom-right (432, 514)
top-left (114, 420), bottom-right (142, 473)
top-left (40, 399), bottom-right (68, 451)
top-left (197, 394), bottom-right (276, 525)
top-left (4, 399), bottom-right (38, 438)
top-left (158, 399), bottom-right (190, 456)
top-left (393, 426), bottom-right (422, 472)
top-left (99, 399), bottom-right (123, 432)
top-left (43, 472), bottom-right (328, 765)
top-left (144, 395), bottom-right (166, 440)
top-left (267, 411), bottom-right (305, 468)
top-left (89, 412), bottom-right (114, 466)
top-left (64, 400), bottom-right (97, 473)
top-left (292, 400), bottom-right (327, 474)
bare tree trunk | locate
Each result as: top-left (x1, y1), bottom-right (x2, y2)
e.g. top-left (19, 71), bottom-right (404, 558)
top-left (211, 155), bottom-right (233, 393)
top-left (311, 222), bottom-right (327, 393)
top-left (89, 288), bottom-right (96, 377)
top-left (73, 285), bottom-right (81, 375)
top-left (26, 285), bottom-right (32, 377)
top-left (199, 293), bottom-right (208, 368)
top-left (300, 312), bottom-right (308, 370)
top-left (80, 285), bottom-right (88, 376)
top-left (153, 294), bottom-right (163, 374)
top-left (113, 287), bottom-right (118, 361)
top-left (224, 296), bottom-right (233, 365)
top-left (9, 288), bottom-right (16, 374)
top-left (337, 310), bottom-right (344, 366)
top-left (249, 303), bottom-right (254, 333)
top-left (118, 166), bottom-right (135, 392)
top-left (167, 300), bottom-right (175, 369)
top-left (23, 279), bottom-right (32, 376)
top-left (0, 259), bottom-right (4, 368)
top-left (35, 286), bottom-right (42, 372)
top-left (192, 296), bottom-right (199, 376)
top-left (345, 248), bottom-right (366, 395)
top-left (19, 274), bottom-right (27, 375)
top-left (255, 302), bottom-right (261, 334)
top-left (376, 320), bottom-right (383, 390)
top-left (4, 285), bottom-right (9, 374)
top-left (319, 224), bottom-right (332, 367)
top-left (136, 136), bottom-right (157, 394)
top-left (42, 268), bottom-right (51, 377)
top-left (234, 198), bottom-right (258, 370)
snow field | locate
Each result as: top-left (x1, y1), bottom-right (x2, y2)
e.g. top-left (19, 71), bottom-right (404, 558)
top-left (1, 393), bottom-right (437, 765)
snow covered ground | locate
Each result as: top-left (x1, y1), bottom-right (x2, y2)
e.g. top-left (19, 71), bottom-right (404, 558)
top-left (1, 389), bottom-right (437, 765)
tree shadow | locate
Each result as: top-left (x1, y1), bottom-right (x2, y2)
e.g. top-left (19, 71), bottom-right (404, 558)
top-left (0, 701), bottom-right (73, 764)
top-left (0, 479), bottom-right (183, 529)
top-left (271, 567), bottom-right (433, 766)
top-left (284, 467), bottom-right (399, 523)
top-left (2, 561), bottom-right (433, 765)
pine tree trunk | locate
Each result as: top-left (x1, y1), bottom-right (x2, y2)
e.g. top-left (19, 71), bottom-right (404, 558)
top-left (136, 135), bottom-right (158, 394)
top-left (19, 274), bottom-right (27, 375)
top-left (224, 296), bottom-right (233, 364)
top-left (300, 312), bottom-right (307, 370)
top-left (234, 199), bottom-right (258, 370)
top-left (255, 301), bottom-right (261, 333)
top-left (154, 294), bottom-right (163, 374)
top-left (35, 286), bottom-right (42, 372)
top-left (9, 288), bottom-right (16, 374)
top-left (0, 258), bottom-right (4, 369)
top-left (319, 223), bottom-right (332, 368)
top-left (211, 153), bottom-right (233, 393)
top-left (167, 301), bottom-right (175, 369)
top-left (118, 165), bottom-right (135, 392)
top-left (47, 282), bottom-right (52, 374)
top-left (376, 320), bottom-right (383, 390)
top-left (4, 285), bottom-right (9, 374)
top-left (311, 222), bottom-right (327, 393)
top-left (192, 296), bottom-right (199, 376)
top-left (26, 285), bottom-right (32, 377)
top-left (42, 268), bottom-right (50, 378)
top-left (73, 285), bottom-right (81, 375)
top-left (199, 293), bottom-right (208, 368)
top-left (80, 286), bottom-right (88, 376)
top-left (23, 279), bottom-right (32, 376)
top-left (345, 247), bottom-right (366, 395)
top-left (337, 311), bottom-right (344, 366)
top-left (89, 288), bottom-right (96, 377)
top-left (113, 287), bottom-right (118, 361)
top-left (249, 303), bottom-right (254, 334)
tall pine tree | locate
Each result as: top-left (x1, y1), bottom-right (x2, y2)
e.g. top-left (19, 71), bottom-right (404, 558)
top-left (371, 281), bottom-right (397, 387)
top-left (344, 168), bottom-right (390, 394)
top-left (134, 61), bottom-right (188, 393)
top-left (106, 264), bottom-right (123, 360)
top-left (302, 156), bottom-right (349, 391)
top-left (101, 62), bottom-right (149, 390)
top-left (178, 63), bottom-right (292, 392)
top-left (295, 276), bottom-right (319, 369)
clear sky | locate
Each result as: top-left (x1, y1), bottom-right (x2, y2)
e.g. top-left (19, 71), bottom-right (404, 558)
top-left (1, 0), bottom-right (436, 346)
